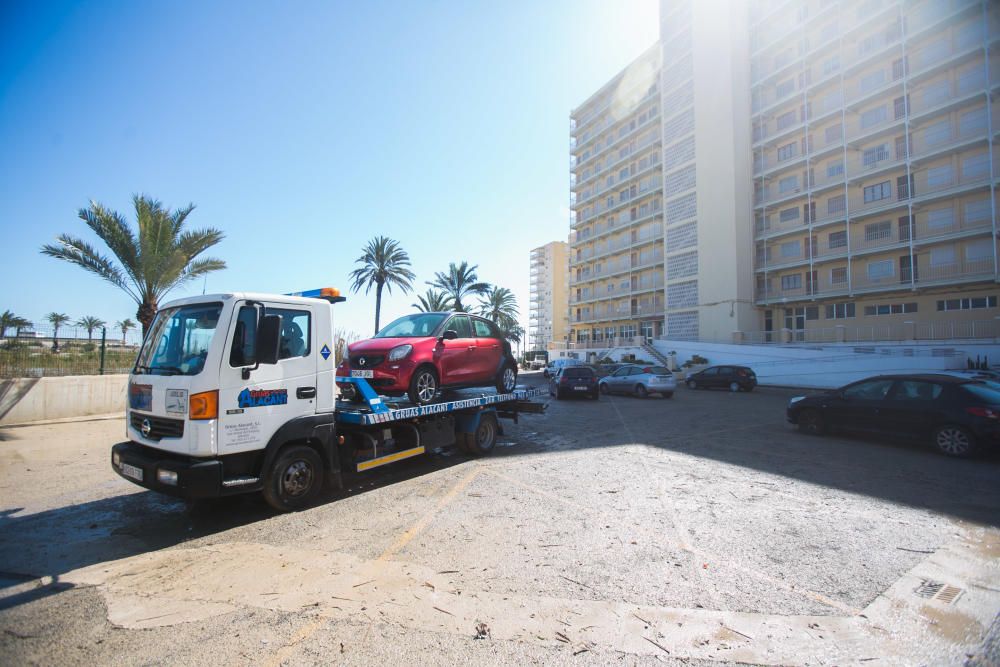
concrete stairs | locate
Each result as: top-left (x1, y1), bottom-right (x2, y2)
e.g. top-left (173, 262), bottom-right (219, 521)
top-left (641, 343), bottom-right (672, 368)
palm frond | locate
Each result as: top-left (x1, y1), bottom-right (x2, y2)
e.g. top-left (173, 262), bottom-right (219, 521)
top-left (42, 235), bottom-right (141, 302)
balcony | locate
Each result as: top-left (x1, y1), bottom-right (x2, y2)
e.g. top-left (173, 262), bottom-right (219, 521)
top-left (569, 276), bottom-right (665, 306)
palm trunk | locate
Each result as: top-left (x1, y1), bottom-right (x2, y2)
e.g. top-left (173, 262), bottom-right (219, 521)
top-left (374, 282), bottom-right (383, 336)
top-left (137, 300), bottom-right (158, 338)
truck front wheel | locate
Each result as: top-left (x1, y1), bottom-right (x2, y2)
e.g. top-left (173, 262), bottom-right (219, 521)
top-left (263, 445), bottom-right (325, 512)
top-left (461, 413), bottom-right (498, 456)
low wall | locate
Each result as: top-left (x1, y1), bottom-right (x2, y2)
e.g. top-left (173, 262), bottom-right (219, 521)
top-left (0, 374), bottom-right (128, 425)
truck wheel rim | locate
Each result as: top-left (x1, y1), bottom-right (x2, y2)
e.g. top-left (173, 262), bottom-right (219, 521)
top-left (937, 427), bottom-right (969, 454)
top-left (502, 367), bottom-right (516, 391)
top-left (282, 460), bottom-right (313, 497)
top-left (417, 373), bottom-right (436, 401)
top-left (478, 420), bottom-right (495, 447)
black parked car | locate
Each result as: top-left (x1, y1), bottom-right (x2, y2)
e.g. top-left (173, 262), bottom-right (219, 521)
top-left (685, 365), bottom-right (757, 392)
top-left (786, 374), bottom-right (1000, 457)
top-left (549, 366), bottom-right (599, 400)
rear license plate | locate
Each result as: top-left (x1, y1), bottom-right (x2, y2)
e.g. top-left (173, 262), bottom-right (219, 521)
top-left (574, 385), bottom-right (587, 391)
top-left (121, 463), bottom-right (143, 481)
top-left (351, 370), bottom-right (374, 378)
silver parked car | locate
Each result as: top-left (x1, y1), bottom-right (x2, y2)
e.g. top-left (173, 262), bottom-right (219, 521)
top-left (599, 364), bottom-right (676, 398)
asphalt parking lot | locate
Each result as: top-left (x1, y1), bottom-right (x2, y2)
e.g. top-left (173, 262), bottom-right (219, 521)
top-left (1, 373), bottom-right (999, 666)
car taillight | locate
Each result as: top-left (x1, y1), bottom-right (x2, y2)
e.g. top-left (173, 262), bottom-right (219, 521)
top-left (966, 406), bottom-right (999, 419)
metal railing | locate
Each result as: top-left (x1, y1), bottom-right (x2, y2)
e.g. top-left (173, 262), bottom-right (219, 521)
top-left (1, 327), bottom-right (143, 378)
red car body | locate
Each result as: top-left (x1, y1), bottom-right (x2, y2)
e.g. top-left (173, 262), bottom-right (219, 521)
top-left (336, 312), bottom-right (518, 404)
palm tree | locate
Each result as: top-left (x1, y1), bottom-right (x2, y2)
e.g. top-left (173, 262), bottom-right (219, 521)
top-left (427, 261), bottom-right (489, 313)
top-left (41, 195), bottom-right (226, 336)
top-left (412, 289), bottom-right (453, 312)
top-left (348, 236), bottom-right (416, 335)
top-left (477, 286), bottom-right (519, 329)
top-left (46, 312), bottom-right (70, 351)
top-left (116, 318), bottom-right (136, 344)
top-left (1, 311), bottom-right (31, 338)
top-left (76, 316), bottom-right (106, 341)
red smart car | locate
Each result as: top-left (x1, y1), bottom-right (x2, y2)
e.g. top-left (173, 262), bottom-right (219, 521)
top-left (337, 312), bottom-right (518, 404)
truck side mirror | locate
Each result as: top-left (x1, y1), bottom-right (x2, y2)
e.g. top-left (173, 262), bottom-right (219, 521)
top-left (257, 315), bottom-right (282, 365)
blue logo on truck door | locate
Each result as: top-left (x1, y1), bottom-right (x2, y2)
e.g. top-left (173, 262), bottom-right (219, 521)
top-left (238, 388), bottom-right (288, 408)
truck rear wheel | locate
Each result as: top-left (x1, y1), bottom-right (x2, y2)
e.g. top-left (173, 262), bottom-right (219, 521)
top-left (462, 413), bottom-right (498, 456)
top-left (263, 445), bottom-right (324, 512)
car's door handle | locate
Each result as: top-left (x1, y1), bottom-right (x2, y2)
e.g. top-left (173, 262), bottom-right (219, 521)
top-left (468, 346), bottom-right (476, 351)
top-left (297, 386), bottom-right (317, 399)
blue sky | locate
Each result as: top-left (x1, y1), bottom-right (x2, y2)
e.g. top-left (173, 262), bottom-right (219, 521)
top-left (0, 0), bottom-right (658, 343)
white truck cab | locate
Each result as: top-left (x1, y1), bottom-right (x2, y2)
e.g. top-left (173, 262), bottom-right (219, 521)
top-left (112, 288), bottom-right (543, 511)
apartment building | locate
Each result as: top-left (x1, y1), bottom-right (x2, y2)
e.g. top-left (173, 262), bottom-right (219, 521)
top-left (567, 0), bottom-right (1000, 346)
top-left (750, 0), bottom-right (1000, 342)
top-left (528, 241), bottom-right (569, 350)
top-left (569, 45), bottom-right (667, 347)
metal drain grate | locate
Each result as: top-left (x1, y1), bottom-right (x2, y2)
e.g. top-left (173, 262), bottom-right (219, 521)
top-left (914, 580), bottom-right (963, 604)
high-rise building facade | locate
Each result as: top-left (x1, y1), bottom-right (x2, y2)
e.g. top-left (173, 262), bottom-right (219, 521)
top-left (749, 0), bottom-right (999, 342)
top-left (568, 0), bottom-right (1000, 346)
top-left (528, 241), bottom-right (569, 350)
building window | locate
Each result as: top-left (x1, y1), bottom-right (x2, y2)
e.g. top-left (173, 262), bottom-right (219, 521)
top-left (960, 108), bottom-right (987, 137)
top-left (860, 106), bottom-right (887, 129)
top-left (781, 274), bottom-right (802, 290)
top-left (779, 207), bottom-right (799, 222)
top-left (859, 69), bottom-right (886, 94)
top-left (780, 240), bottom-right (801, 258)
top-left (829, 230), bottom-right (847, 248)
top-left (927, 165), bottom-right (953, 188)
top-left (864, 302), bottom-right (918, 316)
top-left (962, 153), bottom-right (990, 180)
top-left (823, 56), bottom-right (840, 75)
top-left (777, 142), bottom-right (797, 161)
top-left (937, 296), bottom-right (998, 311)
top-left (863, 181), bottom-right (891, 203)
top-left (779, 175), bottom-right (798, 193)
top-left (966, 239), bottom-right (994, 262)
top-left (898, 215), bottom-right (914, 241)
top-left (897, 174), bottom-right (914, 200)
top-left (825, 302), bottom-right (855, 318)
top-left (895, 135), bottom-right (908, 159)
top-left (965, 199), bottom-right (991, 224)
top-left (927, 207), bottom-right (954, 229)
top-left (929, 246), bottom-right (956, 267)
top-left (867, 259), bottom-right (894, 280)
top-left (828, 194), bottom-right (846, 214)
top-left (806, 306), bottom-right (820, 320)
top-left (893, 95), bottom-right (908, 120)
top-left (776, 79), bottom-right (795, 98)
top-left (827, 160), bottom-right (844, 177)
top-left (864, 220), bottom-right (891, 241)
top-left (825, 124), bottom-right (842, 144)
top-left (831, 266), bottom-right (848, 284)
top-left (862, 143), bottom-right (889, 167)
top-left (892, 57), bottom-right (908, 80)
top-left (923, 120), bottom-right (950, 147)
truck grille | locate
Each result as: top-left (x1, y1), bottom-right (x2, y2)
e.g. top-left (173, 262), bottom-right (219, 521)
top-left (130, 412), bottom-right (184, 441)
top-left (350, 355), bottom-right (384, 369)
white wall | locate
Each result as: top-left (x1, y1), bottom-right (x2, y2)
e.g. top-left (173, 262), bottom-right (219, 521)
top-left (555, 340), bottom-right (1000, 389)
top-left (0, 374), bottom-right (127, 425)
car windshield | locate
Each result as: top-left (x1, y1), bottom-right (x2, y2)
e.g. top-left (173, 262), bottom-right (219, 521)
top-left (134, 303), bottom-right (222, 376)
top-left (563, 367), bottom-right (593, 377)
top-left (645, 366), bottom-right (670, 374)
top-left (375, 313), bottom-right (447, 338)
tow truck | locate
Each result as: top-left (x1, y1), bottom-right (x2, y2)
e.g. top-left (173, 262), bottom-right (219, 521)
top-left (111, 288), bottom-right (543, 511)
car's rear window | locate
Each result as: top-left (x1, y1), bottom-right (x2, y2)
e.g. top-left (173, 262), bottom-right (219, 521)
top-left (563, 367), bottom-right (594, 377)
top-left (961, 382), bottom-right (1000, 404)
top-left (645, 366), bottom-right (670, 374)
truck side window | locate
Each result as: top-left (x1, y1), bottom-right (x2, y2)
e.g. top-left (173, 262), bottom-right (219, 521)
top-left (229, 306), bottom-right (258, 367)
top-left (270, 308), bottom-right (311, 359)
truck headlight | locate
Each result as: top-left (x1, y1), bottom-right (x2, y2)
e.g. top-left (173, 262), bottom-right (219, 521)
top-left (388, 344), bottom-right (412, 361)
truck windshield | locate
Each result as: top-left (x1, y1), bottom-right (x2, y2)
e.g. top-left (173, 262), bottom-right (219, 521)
top-left (134, 303), bottom-right (222, 376)
top-left (375, 313), bottom-right (447, 338)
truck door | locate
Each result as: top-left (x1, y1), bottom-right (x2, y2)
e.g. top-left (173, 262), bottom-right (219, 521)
top-left (218, 302), bottom-right (318, 455)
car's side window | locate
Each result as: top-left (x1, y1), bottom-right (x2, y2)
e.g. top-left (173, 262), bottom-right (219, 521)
top-left (270, 307), bottom-right (311, 360)
top-left (843, 379), bottom-right (894, 401)
top-left (473, 319), bottom-right (492, 337)
top-left (889, 380), bottom-right (943, 402)
top-left (703, 368), bottom-right (719, 376)
top-left (449, 315), bottom-right (472, 338)
top-left (718, 367), bottom-right (732, 375)
top-left (613, 368), bottom-right (629, 377)
top-left (628, 367), bottom-right (641, 376)
top-left (229, 305), bottom-right (258, 367)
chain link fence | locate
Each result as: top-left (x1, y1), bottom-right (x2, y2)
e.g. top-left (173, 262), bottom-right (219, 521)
top-left (0, 327), bottom-right (144, 378)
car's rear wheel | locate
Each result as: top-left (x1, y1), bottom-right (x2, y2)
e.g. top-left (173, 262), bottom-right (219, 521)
top-left (599, 382), bottom-right (609, 395)
top-left (729, 381), bottom-right (741, 392)
top-left (934, 425), bottom-right (976, 458)
top-left (496, 364), bottom-right (517, 394)
top-left (555, 387), bottom-right (563, 400)
top-left (635, 384), bottom-right (647, 398)
top-left (687, 380), bottom-right (697, 390)
top-left (407, 366), bottom-right (438, 405)
top-left (262, 445), bottom-right (324, 512)
top-left (797, 409), bottom-right (825, 435)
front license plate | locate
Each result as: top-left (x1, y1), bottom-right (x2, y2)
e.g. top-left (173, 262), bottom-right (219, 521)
top-left (121, 462), bottom-right (143, 481)
top-left (574, 385), bottom-right (587, 391)
top-left (351, 370), bottom-right (374, 378)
